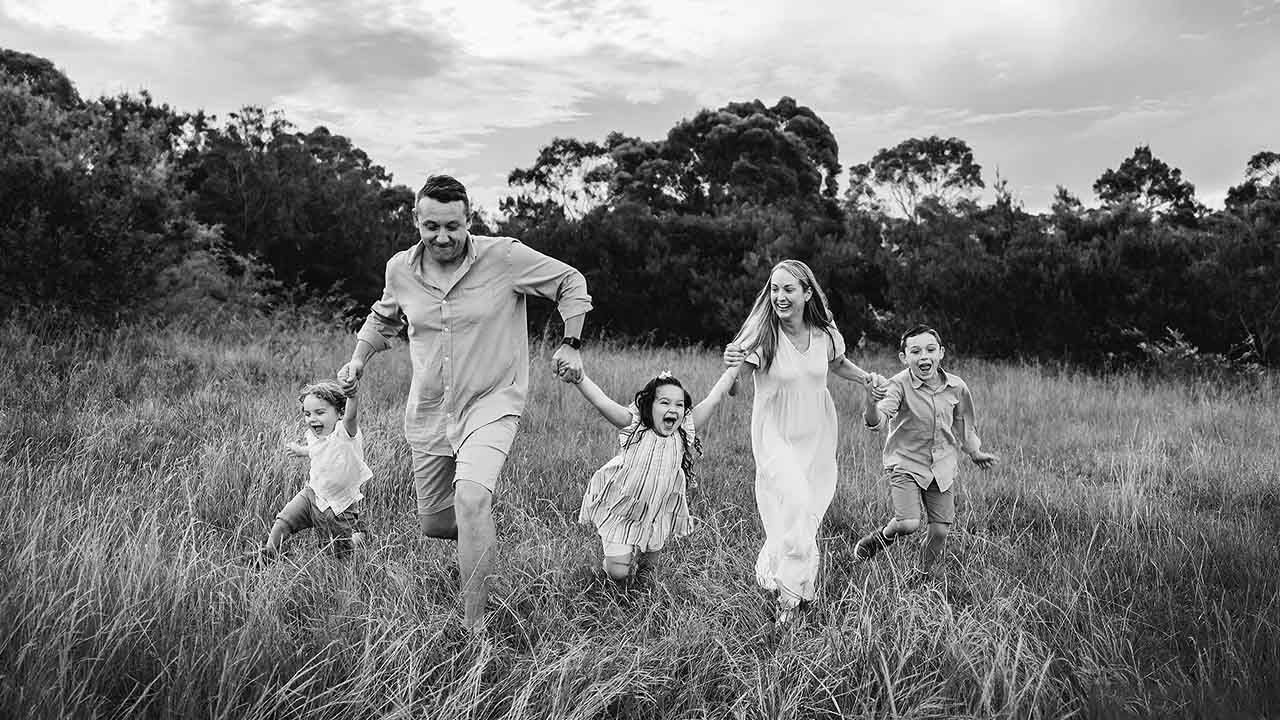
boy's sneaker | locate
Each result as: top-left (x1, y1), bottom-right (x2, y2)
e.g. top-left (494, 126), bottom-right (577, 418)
top-left (853, 529), bottom-right (895, 563)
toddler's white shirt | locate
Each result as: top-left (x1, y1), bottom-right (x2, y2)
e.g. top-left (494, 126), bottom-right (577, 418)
top-left (306, 424), bottom-right (373, 515)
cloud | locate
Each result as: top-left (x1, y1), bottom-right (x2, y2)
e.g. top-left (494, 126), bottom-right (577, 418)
top-left (1078, 98), bottom-right (1192, 140)
top-left (167, 0), bottom-right (457, 92)
top-left (0, 0), bottom-right (457, 106)
top-left (2, 0), bottom-right (1276, 211)
top-left (1, 0), bottom-right (167, 41)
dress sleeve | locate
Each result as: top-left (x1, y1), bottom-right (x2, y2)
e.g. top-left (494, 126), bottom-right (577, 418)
top-left (617, 402), bottom-right (644, 447)
top-left (826, 326), bottom-right (847, 362)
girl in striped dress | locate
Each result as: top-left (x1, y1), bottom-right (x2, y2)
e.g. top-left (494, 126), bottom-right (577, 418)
top-left (570, 366), bottom-right (739, 581)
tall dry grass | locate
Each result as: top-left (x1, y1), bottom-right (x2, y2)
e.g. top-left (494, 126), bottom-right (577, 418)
top-left (1, 318), bottom-right (1277, 719)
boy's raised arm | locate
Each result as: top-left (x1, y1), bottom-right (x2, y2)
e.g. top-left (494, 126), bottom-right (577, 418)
top-left (572, 375), bottom-right (633, 429)
top-left (692, 366), bottom-right (740, 428)
top-left (864, 379), bottom-right (901, 430)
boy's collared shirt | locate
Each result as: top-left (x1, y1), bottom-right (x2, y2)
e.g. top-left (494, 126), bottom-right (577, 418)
top-left (867, 367), bottom-right (982, 492)
top-left (356, 234), bottom-right (592, 456)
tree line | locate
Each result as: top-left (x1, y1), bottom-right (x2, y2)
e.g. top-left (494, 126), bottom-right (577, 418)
top-left (3, 48), bottom-right (1278, 368)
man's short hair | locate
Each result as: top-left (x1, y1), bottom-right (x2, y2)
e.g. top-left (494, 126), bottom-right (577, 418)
top-left (899, 324), bottom-right (942, 351)
top-left (417, 174), bottom-right (469, 212)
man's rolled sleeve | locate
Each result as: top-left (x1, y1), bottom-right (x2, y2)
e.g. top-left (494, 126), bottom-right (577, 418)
top-left (507, 241), bottom-right (593, 320)
top-left (356, 283), bottom-right (404, 352)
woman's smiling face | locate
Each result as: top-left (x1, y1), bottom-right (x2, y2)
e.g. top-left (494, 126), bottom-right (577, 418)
top-left (769, 267), bottom-right (811, 323)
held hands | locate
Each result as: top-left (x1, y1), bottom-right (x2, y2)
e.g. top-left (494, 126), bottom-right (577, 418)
top-left (864, 372), bottom-right (889, 401)
top-left (552, 345), bottom-right (583, 384)
top-left (969, 450), bottom-right (999, 470)
top-left (723, 343), bottom-right (745, 367)
top-left (723, 343), bottom-right (745, 396)
top-left (336, 359), bottom-right (364, 396)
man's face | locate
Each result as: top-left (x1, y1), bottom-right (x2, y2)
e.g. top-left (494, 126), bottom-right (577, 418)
top-left (899, 331), bottom-right (945, 382)
top-left (414, 196), bottom-right (469, 266)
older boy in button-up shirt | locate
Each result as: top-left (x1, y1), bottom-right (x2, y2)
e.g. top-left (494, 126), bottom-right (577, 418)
top-left (853, 324), bottom-right (999, 584)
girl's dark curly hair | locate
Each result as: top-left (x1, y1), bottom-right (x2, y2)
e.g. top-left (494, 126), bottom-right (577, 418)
top-left (623, 373), bottom-right (703, 488)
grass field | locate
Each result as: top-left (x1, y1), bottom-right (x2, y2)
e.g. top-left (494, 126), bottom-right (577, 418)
top-left (2, 317), bottom-right (1277, 719)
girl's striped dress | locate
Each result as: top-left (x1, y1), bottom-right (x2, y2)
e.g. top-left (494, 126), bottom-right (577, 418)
top-left (578, 403), bottom-right (698, 552)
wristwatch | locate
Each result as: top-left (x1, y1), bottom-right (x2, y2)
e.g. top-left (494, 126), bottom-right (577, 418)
top-left (560, 336), bottom-right (582, 350)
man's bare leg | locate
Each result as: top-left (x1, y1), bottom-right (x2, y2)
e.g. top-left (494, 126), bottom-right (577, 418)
top-left (453, 480), bottom-right (495, 630)
top-left (418, 506), bottom-right (459, 539)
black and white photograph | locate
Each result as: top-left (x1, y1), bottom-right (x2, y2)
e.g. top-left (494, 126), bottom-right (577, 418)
top-left (1, 1), bottom-right (1278, 717)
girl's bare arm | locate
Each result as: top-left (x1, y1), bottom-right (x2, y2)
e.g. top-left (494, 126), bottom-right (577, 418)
top-left (692, 366), bottom-right (741, 428)
top-left (572, 375), bottom-right (633, 429)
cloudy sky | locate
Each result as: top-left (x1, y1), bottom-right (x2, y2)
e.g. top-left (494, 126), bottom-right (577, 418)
top-left (2, 0), bottom-right (1277, 213)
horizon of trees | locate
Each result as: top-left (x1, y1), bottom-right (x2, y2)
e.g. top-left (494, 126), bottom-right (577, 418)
top-left (3, 47), bottom-right (1278, 370)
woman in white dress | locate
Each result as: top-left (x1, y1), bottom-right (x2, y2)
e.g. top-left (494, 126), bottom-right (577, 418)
top-left (724, 259), bottom-right (884, 622)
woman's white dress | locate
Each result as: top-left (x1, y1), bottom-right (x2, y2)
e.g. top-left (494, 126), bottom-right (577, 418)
top-left (748, 326), bottom-right (844, 606)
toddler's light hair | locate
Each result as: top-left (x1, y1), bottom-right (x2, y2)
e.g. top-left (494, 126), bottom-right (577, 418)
top-left (298, 380), bottom-right (347, 415)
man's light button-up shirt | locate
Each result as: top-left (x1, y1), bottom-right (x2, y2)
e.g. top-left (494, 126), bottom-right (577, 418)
top-left (356, 234), bottom-right (592, 456)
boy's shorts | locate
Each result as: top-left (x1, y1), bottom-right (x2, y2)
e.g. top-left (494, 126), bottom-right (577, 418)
top-left (412, 415), bottom-right (519, 516)
top-left (275, 487), bottom-right (367, 539)
top-left (885, 470), bottom-right (956, 525)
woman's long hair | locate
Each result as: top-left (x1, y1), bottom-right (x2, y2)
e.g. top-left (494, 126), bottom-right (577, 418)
top-left (731, 259), bottom-right (837, 372)
top-left (623, 373), bottom-right (702, 487)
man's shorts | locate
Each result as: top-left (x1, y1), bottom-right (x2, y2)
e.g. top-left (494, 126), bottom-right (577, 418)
top-left (275, 487), bottom-right (367, 539)
top-left (885, 470), bottom-right (956, 525)
top-left (413, 415), bottom-right (519, 516)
